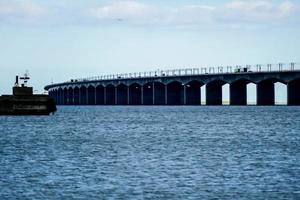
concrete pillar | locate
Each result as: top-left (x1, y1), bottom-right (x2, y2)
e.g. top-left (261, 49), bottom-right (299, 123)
top-left (79, 88), bottom-right (81, 105)
top-left (54, 91), bottom-right (57, 104)
top-left (104, 87), bottom-right (106, 105)
top-left (257, 81), bottom-right (274, 105)
top-left (72, 89), bottom-right (75, 105)
top-left (183, 85), bottom-right (186, 105)
top-left (86, 87), bottom-right (89, 105)
top-left (94, 87), bottom-right (97, 105)
top-left (152, 82), bottom-right (155, 105)
top-left (288, 80), bottom-right (300, 105)
top-left (115, 87), bottom-right (117, 105)
top-left (141, 86), bottom-right (144, 105)
top-left (61, 90), bottom-right (64, 105)
top-left (165, 85), bottom-right (168, 105)
top-left (127, 87), bottom-right (130, 105)
top-left (206, 82), bottom-right (223, 105)
top-left (230, 82), bottom-right (247, 105)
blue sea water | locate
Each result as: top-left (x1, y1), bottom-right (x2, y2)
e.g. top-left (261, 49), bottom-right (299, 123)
top-left (0, 106), bottom-right (300, 200)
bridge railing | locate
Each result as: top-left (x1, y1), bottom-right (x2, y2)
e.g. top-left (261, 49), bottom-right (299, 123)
top-left (70, 62), bottom-right (299, 83)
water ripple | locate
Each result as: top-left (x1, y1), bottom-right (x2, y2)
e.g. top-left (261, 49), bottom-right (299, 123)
top-left (1, 106), bottom-right (300, 199)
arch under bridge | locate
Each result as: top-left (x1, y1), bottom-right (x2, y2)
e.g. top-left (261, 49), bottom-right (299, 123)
top-left (45, 63), bottom-right (300, 106)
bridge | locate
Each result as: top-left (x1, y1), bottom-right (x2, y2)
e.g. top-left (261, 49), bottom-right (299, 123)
top-left (45, 63), bottom-right (300, 106)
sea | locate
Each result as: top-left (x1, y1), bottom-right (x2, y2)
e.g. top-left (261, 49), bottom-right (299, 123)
top-left (0, 106), bottom-right (300, 200)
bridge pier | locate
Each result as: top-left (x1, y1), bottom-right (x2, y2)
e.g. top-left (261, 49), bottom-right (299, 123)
top-left (288, 79), bottom-right (300, 105)
top-left (103, 87), bottom-right (106, 105)
top-left (206, 80), bottom-right (225, 105)
top-left (257, 80), bottom-right (274, 105)
top-left (186, 81), bottom-right (202, 105)
top-left (141, 86), bottom-right (144, 105)
top-left (230, 80), bottom-right (248, 105)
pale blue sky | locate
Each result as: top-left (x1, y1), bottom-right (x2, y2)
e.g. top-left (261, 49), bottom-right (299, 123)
top-left (0, 0), bottom-right (299, 99)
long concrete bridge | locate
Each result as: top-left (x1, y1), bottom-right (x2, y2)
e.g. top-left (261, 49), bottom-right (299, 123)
top-left (45, 63), bottom-right (300, 106)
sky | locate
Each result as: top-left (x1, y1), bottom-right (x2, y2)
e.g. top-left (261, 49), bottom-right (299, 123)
top-left (0, 0), bottom-right (300, 97)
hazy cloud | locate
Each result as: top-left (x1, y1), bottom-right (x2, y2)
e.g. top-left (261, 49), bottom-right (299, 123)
top-left (0, 0), bottom-right (45, 24)
top-left (87, 1), bottom-right (216, 26)
top-left (0, 0), bottom-right (299, 28)
top-left (87, 0), bottom-right (299, 27)
top-left (218, 0), bottom-right (297, 24)
top-left (88, 1), bottom-right (161, 25)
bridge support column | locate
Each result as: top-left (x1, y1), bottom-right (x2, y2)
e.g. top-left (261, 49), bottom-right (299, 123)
top-left (104, 87), bottom-right (106, 105)
top-left (230, 82), bottom-right (247, 105)
top-left (152, 82), bottom-right (155, 105)
top-left (183, 85), bottom-right (186, 105)
top-left (288, 79), bottom-right (300, 105)
top-left (127, 87), bottom-right (130, 105)
top-left (86, 87), bottom-right (89, 105)
top-left (206, 81), bottom-right (225, 105)
top-left (115, 87), bottom-right (117, 105)
top-left (94, 87), bottom-right (97, 105)
top-left (141, 86), bottom-right (144, 105)
top-left (165, 85), bottom-right (168, 105)
top-left (257, 81), bottom-right (274, 105)
top-left (78, 88), bottom-right (81, 105)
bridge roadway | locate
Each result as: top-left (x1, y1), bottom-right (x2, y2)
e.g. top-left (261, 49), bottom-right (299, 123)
top-left (45, 64), bottom-right (300, 106)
